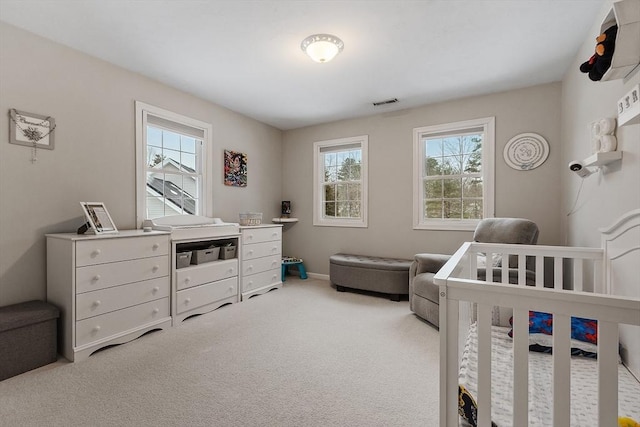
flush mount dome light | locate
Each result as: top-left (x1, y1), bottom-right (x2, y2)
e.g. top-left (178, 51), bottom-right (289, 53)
top-left (301, 34), bottom-right (344, 63)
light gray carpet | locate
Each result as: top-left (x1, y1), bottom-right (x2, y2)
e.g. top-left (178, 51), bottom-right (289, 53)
top-left (0, 278), bottom-right (440, 426)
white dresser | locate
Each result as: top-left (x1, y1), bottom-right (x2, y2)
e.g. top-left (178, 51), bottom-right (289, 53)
top-left (240, 225), bottom-right (282, 300)
top-left (46, 231), bottom-right (171, 362)
top-left (171, 234), bottom-right (240, 325)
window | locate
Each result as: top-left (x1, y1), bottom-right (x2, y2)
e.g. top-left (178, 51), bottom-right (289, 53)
top-left (135, 102), bottom-right (212, 225)
top-left (413, 117), bottom-right (494, 230)
top-left (313, 135), bottom-right (368, 227)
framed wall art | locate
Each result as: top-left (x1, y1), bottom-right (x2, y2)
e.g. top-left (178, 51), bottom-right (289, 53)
top-left (9, 109), bottom-right (56, 150)
top-left (503, 133), bottom-right (549, 171)
top-left (224, 149), bottom-right (247, 187)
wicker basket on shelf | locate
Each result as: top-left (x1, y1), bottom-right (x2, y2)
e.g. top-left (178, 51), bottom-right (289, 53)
top-left (239, 212), bottom-right (262, 226)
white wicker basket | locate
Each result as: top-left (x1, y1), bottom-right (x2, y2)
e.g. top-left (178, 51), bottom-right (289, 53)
top-left (239, 212), bottom-right (262, 226)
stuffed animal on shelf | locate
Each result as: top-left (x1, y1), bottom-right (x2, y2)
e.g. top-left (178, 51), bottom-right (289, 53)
top-left (619, 417), bottom-right (640, 427)
top-left (579, 25), bottom-right (618, 81)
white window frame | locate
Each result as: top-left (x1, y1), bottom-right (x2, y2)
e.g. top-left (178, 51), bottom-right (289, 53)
top-left (412, 117), bottom-right (495, 231)
top-left (135, 101), bottom-right (213, 227)
top-left (313, 135), bottom-right (368, 228)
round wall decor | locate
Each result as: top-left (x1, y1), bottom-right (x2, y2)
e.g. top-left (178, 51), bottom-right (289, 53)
top-left (503, 133), bottom-right (549, 170)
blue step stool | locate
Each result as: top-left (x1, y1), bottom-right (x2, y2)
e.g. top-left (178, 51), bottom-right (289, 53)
top-left (281, 257), bottom-right (308, 282)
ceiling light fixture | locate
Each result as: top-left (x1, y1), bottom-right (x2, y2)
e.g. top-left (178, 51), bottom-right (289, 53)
top-left (301, 34), bottom-right (344, 63)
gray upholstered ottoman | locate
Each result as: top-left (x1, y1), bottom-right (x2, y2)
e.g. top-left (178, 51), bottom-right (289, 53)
top-left (0, 300), bottom-right (59, 380)
top-left (329, 253), bottom-right (412, 301)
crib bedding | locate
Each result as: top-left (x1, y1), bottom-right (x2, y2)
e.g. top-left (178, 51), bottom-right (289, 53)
top-left (459, 323), bottom-right (640, 426)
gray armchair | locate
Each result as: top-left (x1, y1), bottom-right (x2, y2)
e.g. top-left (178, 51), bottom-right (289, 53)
top-left (409, 218), bottom-right (539, 327)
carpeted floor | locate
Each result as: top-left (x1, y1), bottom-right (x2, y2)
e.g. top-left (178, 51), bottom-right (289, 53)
top-left (0, 277), bottom-right (440, 427)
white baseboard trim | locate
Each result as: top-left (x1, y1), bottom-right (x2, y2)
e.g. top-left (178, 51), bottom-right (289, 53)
top-left (285, 270), bottom-right (329, 281)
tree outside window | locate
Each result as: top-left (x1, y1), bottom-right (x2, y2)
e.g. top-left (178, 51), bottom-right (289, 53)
top-left (413, 118), bottom-right (494, 231)
top-left (313, 136), bottom-right (368, 228)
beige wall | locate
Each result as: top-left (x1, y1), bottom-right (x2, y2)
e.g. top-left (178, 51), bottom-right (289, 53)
top-left (2, 1), bottom-right (637, 304)
top-left (0, 23), bottom-right (282, 306)
top-left (560, 0), bottom-right (639, 376)
top-left (282, 83), bottom-right (563, 275)
top-left (561, 0), bottom-right (640, 248)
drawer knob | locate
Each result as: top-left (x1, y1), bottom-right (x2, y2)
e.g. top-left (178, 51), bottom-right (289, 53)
top-left (185, 277), bottom-right (191, 284)
top-left (152, 265), bottom-right (159, 272)
top-left (248, 265), bottom-right (253, 271)
top-left (272, 233), bottom-right (278, 237)
top-left (248, 234), bottom-right (254, 240)
top-left (93, 300), bottom-right (101, 307)
top-left (185, 297), bottom-right (191, 304)
top-left (272, 275), bottom-right (277, 280)
top-left (228, 286), bottom-right (234, 293)
top-left (93, 275), bottom-right (101, 282)
top-left (152, 308), bottom-right (160, 314)
top-left (228, 268), bottom-right (234, 274)
top-left (271, 247), bottom-right (277, 252)
top-left (93, 325), bottom-right (101, 333)
top-left (271, 261), bottom-right (278, 267)
top-left (152, 243), bottom-right (160, 250)
top-left (248, 250), bottom-right (254, 255)
top-left (152, 286), bottom-right (160, 293)
top-left (91, 249), bottom-right (101, 258)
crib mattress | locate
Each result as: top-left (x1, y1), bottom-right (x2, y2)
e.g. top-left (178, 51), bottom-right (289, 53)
top-left (459, 323), bottom-right (640, 426)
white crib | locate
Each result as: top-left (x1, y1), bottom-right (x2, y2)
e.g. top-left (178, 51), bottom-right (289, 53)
top-left (435, 210), bottom-right (640, 427)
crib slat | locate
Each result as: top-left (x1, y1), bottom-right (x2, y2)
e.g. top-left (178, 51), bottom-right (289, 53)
top-left (486, 252), bottom-right (494, 283)
top-left (573, 258), bottom-right (583, 291)
top-left (598, 321), bottom-right (618, 427)
top-left (477, 304), bottom-right (492, 427)
top-left (554, 257), bottom-right (563, 290)
top-left (470, 254), bottom-right (478, 280)
top-left (442, 297), bottom-right (459, 427)
top-left (501, 254), bottom-right (508, 283)
top-left (553, 313), bottom-right (571, 427)
top-left (594, 260), bottom-right (604, 294)
top-left (518, 254), bottom-right (526, 285)
top-left (512, 308), bottom-right (529, 426)
top-left (535, 256), bottom-right (544, 287)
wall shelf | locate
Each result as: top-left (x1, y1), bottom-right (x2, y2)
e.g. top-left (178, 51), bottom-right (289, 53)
top-left (272, 218), bottom-right (298, 224)
top-left (584, 151), bottom-right (623, 167)
top-left (600, 0), bottom-right (640, 81)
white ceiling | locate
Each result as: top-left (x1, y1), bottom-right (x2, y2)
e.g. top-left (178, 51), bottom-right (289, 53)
top-left (0, 0), bottom-right (605, 130)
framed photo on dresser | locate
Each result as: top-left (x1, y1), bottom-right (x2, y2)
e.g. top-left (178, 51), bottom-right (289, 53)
top-left (80, 202), bottom-right (118, 234)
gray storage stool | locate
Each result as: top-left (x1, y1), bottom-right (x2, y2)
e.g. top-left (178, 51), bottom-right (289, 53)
top-left (329, 253), bottom-right (412, 301)
top-left (0, 300), bottom-right (59, 380)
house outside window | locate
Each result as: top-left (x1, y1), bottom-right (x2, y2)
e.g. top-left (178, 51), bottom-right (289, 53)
top-left (413, 117), bottom-right (494, 231)
top-left (313, 135), bottom-right (368, 228)
top-left (135, 102), bottom-right (212, 225)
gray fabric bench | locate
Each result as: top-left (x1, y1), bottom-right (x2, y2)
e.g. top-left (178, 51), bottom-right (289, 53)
top-left (0, 300), bottom-right (59, 380)
top-left (329, 253), bottom-right (412, 301)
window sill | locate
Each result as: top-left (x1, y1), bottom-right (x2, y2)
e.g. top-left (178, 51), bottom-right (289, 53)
top-left (314, 220), bottom-right (368, 228)
top-left (414, 220), bottom-right (480, 231)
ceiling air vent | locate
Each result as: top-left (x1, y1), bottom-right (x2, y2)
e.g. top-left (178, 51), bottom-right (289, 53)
top-left (372, 98), bottom-right (398, 107)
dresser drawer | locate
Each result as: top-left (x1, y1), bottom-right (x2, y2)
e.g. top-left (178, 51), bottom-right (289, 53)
top-left (76, 235), bottom-right (169, 267)
top-left (243, 268), bottom-right (281, 293)
top-left (176, 277), bottom-right (238, 314)
top-left (76, 256), bottom-right (169, 294)
top-left (242, 255), bottom-right (281, 276)
top-left (175, 259), bottom-right (238, 291)
top-left (242, 241), bottom-right (281, 260)
top-left (242, 227), bottom-right (281, 244)
top-left (76, 277), bottom-right (170, 320)
top-left (75, 297), bottom-right (169, 347)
